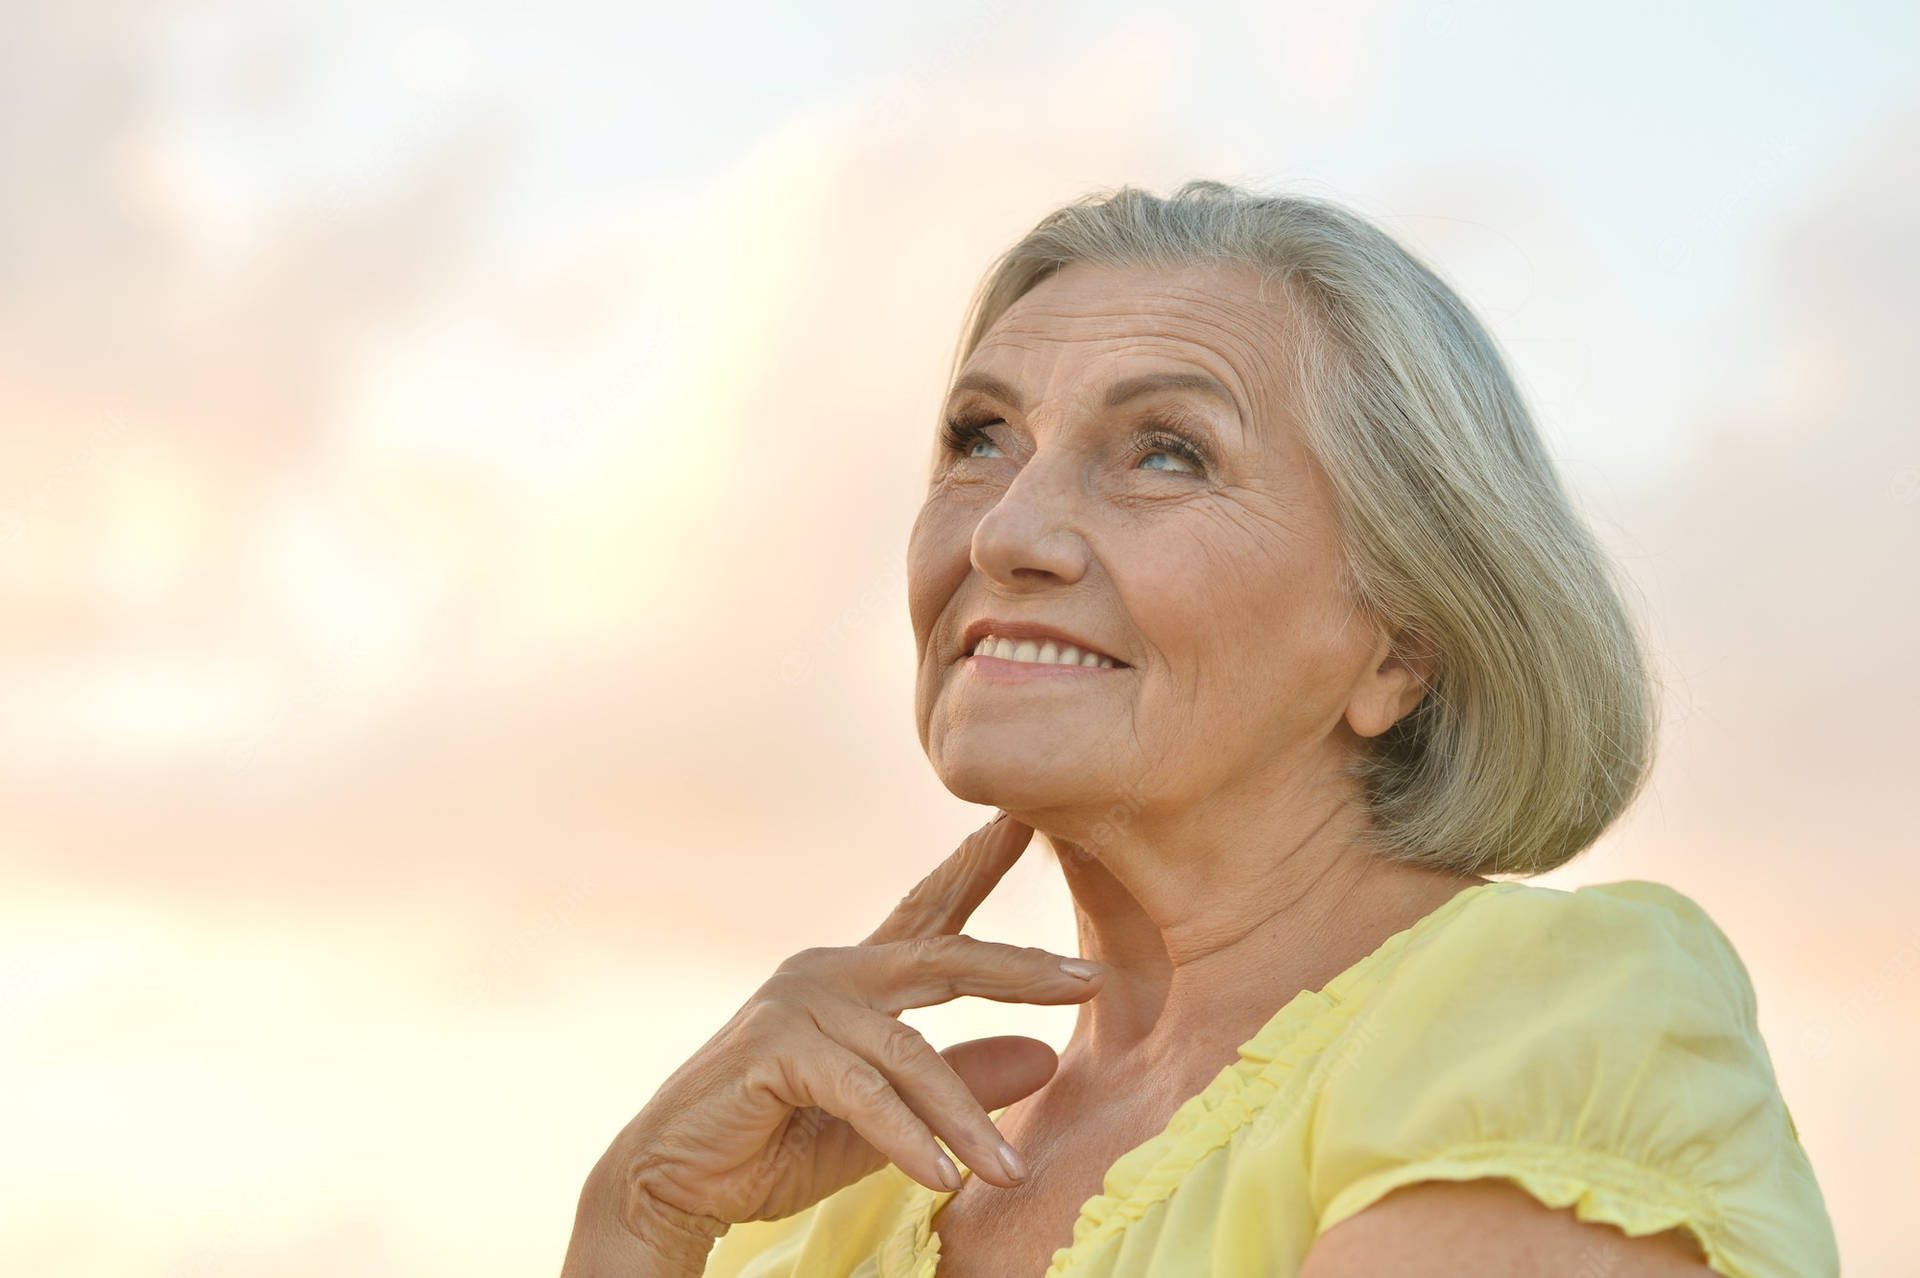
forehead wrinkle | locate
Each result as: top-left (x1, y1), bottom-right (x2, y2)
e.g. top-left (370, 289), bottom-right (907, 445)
top-left (983, 272), bottom-right (1299, 414)
top-left (970, 301), bottom-right (1294, 453)
top-left (965, 338), bottom-right (1254, 454)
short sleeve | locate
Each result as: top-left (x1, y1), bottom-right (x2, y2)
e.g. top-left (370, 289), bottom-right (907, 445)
top-left (1305, 880), bottom-right (1839, 1278)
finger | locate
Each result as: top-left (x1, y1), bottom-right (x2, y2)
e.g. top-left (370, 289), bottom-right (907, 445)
top-left (862, 813), bottom-right (1034, 948)
top-left (813, 1004), bottom-right (1039, 1187)
top-left (771, 1035), bottom-right (961, 1194)
top-left (786, 934), bottom-right (1106, 1016)
top-left (938, 1035), bottom-right (1062, 1112)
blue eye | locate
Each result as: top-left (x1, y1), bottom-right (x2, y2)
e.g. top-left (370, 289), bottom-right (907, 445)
top-left (1134, 430), bottom-right (1207, 474)
top-left (941, 418), bottom-right (1004, 458)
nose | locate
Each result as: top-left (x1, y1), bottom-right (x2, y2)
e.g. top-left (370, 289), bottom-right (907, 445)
top-left (968, 446), bottom-right (1091, 587)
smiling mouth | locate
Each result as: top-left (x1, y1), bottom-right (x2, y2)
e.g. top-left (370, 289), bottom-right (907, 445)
top-left (967, 634), bottom-right (1125, 669)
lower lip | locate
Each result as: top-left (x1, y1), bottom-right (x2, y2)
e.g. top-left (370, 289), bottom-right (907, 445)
top-left (959, 653), bottom-right (1128, 681)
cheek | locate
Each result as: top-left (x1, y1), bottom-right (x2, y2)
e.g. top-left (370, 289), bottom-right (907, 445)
top-left (906, 497), bottom-right (976, 651)
top-left (1126, 509), bottom-right (1338, 690)
top-left (1123, 510), bottom-right (1283, 635)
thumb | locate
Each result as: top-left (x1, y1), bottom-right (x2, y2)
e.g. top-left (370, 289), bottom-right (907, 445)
top-left (937, 1035), bottom-right (1060, 1112)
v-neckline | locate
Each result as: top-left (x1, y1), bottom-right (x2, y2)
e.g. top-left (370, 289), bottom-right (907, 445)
top-left (884, 879), bottom-right (1512, 1278)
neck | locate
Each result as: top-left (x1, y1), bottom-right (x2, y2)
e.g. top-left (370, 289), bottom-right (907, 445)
top-left (1037, 772), bottom-right (1486, 1072)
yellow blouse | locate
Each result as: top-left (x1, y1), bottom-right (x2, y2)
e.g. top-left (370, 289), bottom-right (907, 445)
top-left (700, 879), bottom-right (1838, 1278)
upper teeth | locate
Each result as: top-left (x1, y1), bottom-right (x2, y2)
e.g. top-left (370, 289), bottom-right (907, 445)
top-left (971, 635), bottom-right (1118, 668)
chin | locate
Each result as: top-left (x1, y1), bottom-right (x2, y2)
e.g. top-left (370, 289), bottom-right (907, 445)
top-left (937, 757), bottom-right (1105, 813)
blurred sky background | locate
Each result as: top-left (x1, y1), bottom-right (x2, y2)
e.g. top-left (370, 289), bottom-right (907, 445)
top-left (2, 1), bottom-right (1916, 1274)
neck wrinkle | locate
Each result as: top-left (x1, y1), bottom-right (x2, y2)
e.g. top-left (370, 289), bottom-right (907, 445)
top-left (1049, 799), bottom-right (1388, 1062)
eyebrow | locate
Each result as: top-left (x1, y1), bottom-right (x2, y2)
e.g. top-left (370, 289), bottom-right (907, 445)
top-left (1104, 371), bottom-right (1242, 419)
top-left (946, 369), bottom-right (1245, 426)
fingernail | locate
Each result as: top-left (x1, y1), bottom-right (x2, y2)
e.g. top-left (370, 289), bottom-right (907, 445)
top-left (996, 1138), bottom-right (1028, 1182)
top-left (1057, 957), bottom-right (1104, 980)
top-left (934, 1149), bottom-right (963, 1191)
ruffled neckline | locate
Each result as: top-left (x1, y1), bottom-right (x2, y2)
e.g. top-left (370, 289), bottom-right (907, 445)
top-left (880, 879), bottom-right (1518, 1278)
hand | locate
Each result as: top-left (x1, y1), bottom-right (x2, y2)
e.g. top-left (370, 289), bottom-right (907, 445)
top-left (563, 813), bottom-right (1104, 1269)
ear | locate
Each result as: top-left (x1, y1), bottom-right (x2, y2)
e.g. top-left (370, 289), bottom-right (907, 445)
top-left (1345, 628), bottom-right (1439, 740)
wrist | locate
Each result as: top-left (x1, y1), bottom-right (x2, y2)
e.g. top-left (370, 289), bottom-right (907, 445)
top-left (563, 1169), bottom-right (727, 1278)
top-left (627, 1190), bottom-right (728, 1270)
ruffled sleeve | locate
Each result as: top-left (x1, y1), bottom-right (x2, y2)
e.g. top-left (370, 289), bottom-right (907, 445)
top-left (1304, 880), bottom-right (1838, 1278)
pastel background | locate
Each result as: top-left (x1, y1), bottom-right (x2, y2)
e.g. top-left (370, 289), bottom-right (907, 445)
top-left (2, 1), bottom-right (1914, 1274)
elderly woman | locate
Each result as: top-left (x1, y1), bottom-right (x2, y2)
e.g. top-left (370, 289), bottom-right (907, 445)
top-left (561, 182), bottom-right (1838, 1277)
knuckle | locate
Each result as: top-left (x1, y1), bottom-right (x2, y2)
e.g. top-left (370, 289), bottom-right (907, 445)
top-left (900, 873), bottom-right (943, 907)
top-left (874, 1019), bottom-right (928, 1072)
top-left (777, 945), bottom-right (835, 975)
top-left (741, 992), bottom-right (797, 1032)
top-left (987, 942), bottom-right (1036, 970)
top-left (839, 1060), bottom-right (894, 1109)
top-left (753, 971), bottom-right (810, 1010)
top-left (899, 934), bottom-right (944, 964)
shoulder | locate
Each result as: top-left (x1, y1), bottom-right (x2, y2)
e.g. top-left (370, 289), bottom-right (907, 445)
top-left (1303, 878), bottom-right (1839, 1277)
top-left (1414, 877), bottom-right (1753, 983)
top-left (1318, 877), bottom-right (1775, 1149)
top-left (1358, 878), bottom-right (1760, 1042)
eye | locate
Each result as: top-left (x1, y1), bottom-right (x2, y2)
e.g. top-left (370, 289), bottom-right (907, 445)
top-left (940, 415), bottom-right (1004, 459)
top-left (1133, 428), bottom-right (1209, 475)
top-left (938, 414), bottom-right (1214, 476)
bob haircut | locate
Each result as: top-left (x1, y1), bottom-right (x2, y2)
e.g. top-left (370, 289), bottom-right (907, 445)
top-left (943, 180), bottom-right (1662, 878)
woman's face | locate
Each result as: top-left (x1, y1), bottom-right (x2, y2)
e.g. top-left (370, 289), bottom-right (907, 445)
top-left (907, 260), bottom-right (1416, 827)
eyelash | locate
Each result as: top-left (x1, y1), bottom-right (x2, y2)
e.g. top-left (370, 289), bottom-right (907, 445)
top-left (939, 414), bottom-right (1212, 474)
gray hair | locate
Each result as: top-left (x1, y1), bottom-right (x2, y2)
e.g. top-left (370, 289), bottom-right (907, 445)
top-left (945, 180), bottom-right (1661, 878)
